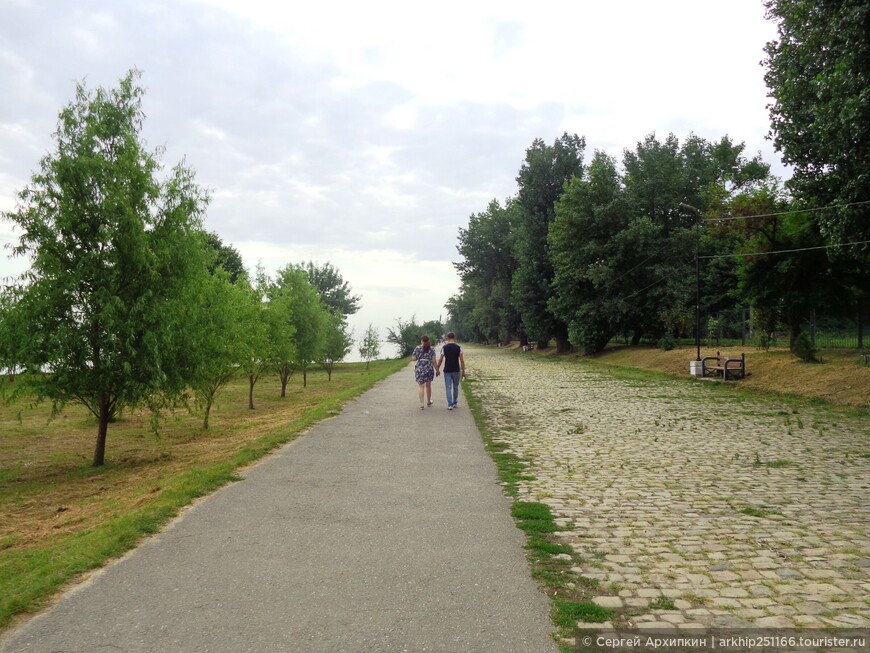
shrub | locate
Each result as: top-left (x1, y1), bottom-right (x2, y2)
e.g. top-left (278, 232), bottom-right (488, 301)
top-left (751, 305), bottom-right (780, 351)
top-left (658, 334), bottom-right (678, 351)
top-left (792, 331), bottom-right (819, 362)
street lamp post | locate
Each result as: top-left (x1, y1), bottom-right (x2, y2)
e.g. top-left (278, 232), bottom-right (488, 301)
top-left (695, 230), bottom-right (701, 362)
top-left (680, 203), bottom-right (702, 362)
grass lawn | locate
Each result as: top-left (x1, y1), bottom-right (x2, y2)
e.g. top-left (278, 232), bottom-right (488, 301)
top-left (0, 358), bottom-right (406, 631)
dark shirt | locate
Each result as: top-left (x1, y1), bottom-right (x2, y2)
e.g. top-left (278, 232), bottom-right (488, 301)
top-left (441, 343), bottom-right (462, 373)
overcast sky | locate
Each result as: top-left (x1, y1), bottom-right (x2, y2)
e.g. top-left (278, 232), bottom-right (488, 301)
top-left (1, 1), bottom-right (784, 357)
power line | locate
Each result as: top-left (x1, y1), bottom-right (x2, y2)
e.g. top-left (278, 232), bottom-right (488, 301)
top-left (620, 275), bottom-right (669, 301)
top-left (608, 252), bottom-right (659, 286)
top-left (701, 199), bottom-right (870, 223)
top-left (700, 239), bottom-right (870, 260)
top-left (613, 237), bottom-right (869, 300)
top-left (540, 206), bottom-right (868, 311)
top-left (612, 252), bottom-right (696, 302)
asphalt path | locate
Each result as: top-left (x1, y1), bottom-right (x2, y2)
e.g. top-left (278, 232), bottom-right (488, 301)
top-left (1, 365), bottom-right (556, 653)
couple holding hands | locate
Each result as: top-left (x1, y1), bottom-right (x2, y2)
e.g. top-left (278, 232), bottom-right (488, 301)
top-left (412, 332), bottom-right (466, 411)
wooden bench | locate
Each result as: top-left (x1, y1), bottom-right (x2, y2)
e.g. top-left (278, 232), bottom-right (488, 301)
top-left (702, 351), bottom-right (746, 380)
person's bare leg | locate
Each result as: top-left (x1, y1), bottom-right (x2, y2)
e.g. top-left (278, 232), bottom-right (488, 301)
top-left (426, 381), bottom-right (433, 405)
top-left (418, 384), bottom-right (425, 409)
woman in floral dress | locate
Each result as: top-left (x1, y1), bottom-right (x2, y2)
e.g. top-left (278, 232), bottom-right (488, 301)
top-left (412, 335), bottom-right (439, 410)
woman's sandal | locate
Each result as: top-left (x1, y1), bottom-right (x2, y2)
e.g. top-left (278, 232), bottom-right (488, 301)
top-left (420, 405), bottom-right (425, 410)
top-left (427, 401), bottom-right (433, 406)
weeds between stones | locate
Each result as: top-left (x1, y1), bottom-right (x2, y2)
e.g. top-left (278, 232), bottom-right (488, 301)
top-left (465, 380), bottom-right (616, 652)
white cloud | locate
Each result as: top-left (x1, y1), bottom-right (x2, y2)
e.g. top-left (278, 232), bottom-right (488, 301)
top-left (383, 104), bottom-right (418, 131)
top-left (0, 0), bottom-right (789, 338)
top-left (233, 241), bottom-right (459, 358)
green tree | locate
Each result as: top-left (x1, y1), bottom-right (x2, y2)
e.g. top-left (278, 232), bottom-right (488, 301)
top-left (444, 292), bottom-right (480, 343)
top-left (763, 0), bottom-right (870, 340)
top-left (455, 199), bottom-right (522, 343)
top-left (303, 261), bottom-right (361, 320)
top-left (730, 188), bottom-right (832, 348)
top-left (251, 263), bottom-right (296, 400)
top-left (319, 311), bottom-right (353, 380)
top-left (548, 150), bottom-right (633, 353)
top-left (264, 295), bottom-right (297, 399)
top-left (386, 316), bottom-right (424, 358)
top-left (0, 70), bottom-right (209, 465)
top-left (358, 323), bottom-right (380, 370)
top-left (205, 231), bottom-right (247, 284)
top-left (512, 133), bottom-right (585, 351)
top-left (236, 265), bottom-right (275, 408)
top-left (187, 272), bottom-right (259, 428)
top-left (0, 289), bottom-right (23, 382)
top-left (620, 133), bottom-right (771, 344)
top-left (763, 0), bottom-right (870, 245)
top-left (420, 319), bottom-right (444, 342)
top-left (273, 265), bottom-right (327, 388)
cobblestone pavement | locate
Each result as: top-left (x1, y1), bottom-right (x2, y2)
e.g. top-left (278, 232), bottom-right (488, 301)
top-left (466, 346), bottom-right (870, 631)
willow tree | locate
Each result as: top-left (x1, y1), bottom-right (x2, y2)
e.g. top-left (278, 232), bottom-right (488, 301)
top-left (1, 70), bottom-right (209, 465)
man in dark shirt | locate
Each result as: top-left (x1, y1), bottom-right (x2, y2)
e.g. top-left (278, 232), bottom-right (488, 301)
top-left (436, 332), bottom-right (466, 410)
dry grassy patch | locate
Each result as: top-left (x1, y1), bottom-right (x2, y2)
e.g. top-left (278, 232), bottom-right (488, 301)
top-left (1, 366), bottom-right (400, 548)
top-left (0, 359), bottom-right (405, 629)
top-left (522, 343), bottom-right (869, 409)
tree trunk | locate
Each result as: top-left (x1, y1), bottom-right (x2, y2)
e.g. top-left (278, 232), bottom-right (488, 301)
top-left (280, 364), bottom-right (289, 398)
top-left (248, 374), bottom-right (256, 410)
top-left (555, 336), bottom-right (571, 353)
top-left (203, 397), bottom-right (212, 430)
top-left (630, 329), bottom-right (642, 346)
top-left (93, 396), bottom-right (110, 467)
top-left (859, 300), bottom-right (865, 350)
top-left (303, 367), bottom-right (307, 388)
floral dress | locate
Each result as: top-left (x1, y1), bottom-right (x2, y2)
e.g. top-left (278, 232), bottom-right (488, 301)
top-left (412, 345), bottom-right (436, 384)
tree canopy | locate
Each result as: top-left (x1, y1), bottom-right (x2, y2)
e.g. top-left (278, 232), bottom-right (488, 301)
top-left (273, 265), bottom-right (328, 387)
top-left (1, 70), bottom-right (210, 465)
top-left (303, 261), bottom-right (361, 321)
top-left (444, 17), bottom-right (870, 355)
top-left (358, 323), bottom-right (381, 370)
top-left (763, 0), bottom-right (870, 335)
top-left (763, 0), bottom-right (870, 246)
top-left (446, 129), bottom-right (860, 354)
top-left (511, 133), bottom-right (585, 350)
top-left (205, 231), bottom-right (247, 284)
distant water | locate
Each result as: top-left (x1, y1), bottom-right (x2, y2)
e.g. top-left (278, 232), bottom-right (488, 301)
top-left (342, 341), bottom-right (400, 364)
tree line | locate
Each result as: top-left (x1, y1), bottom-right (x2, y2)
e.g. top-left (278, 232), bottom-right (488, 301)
top-left (447, 1), bottom-right (868, 354)
top-left (0, 70), bottom-right (363, 465)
